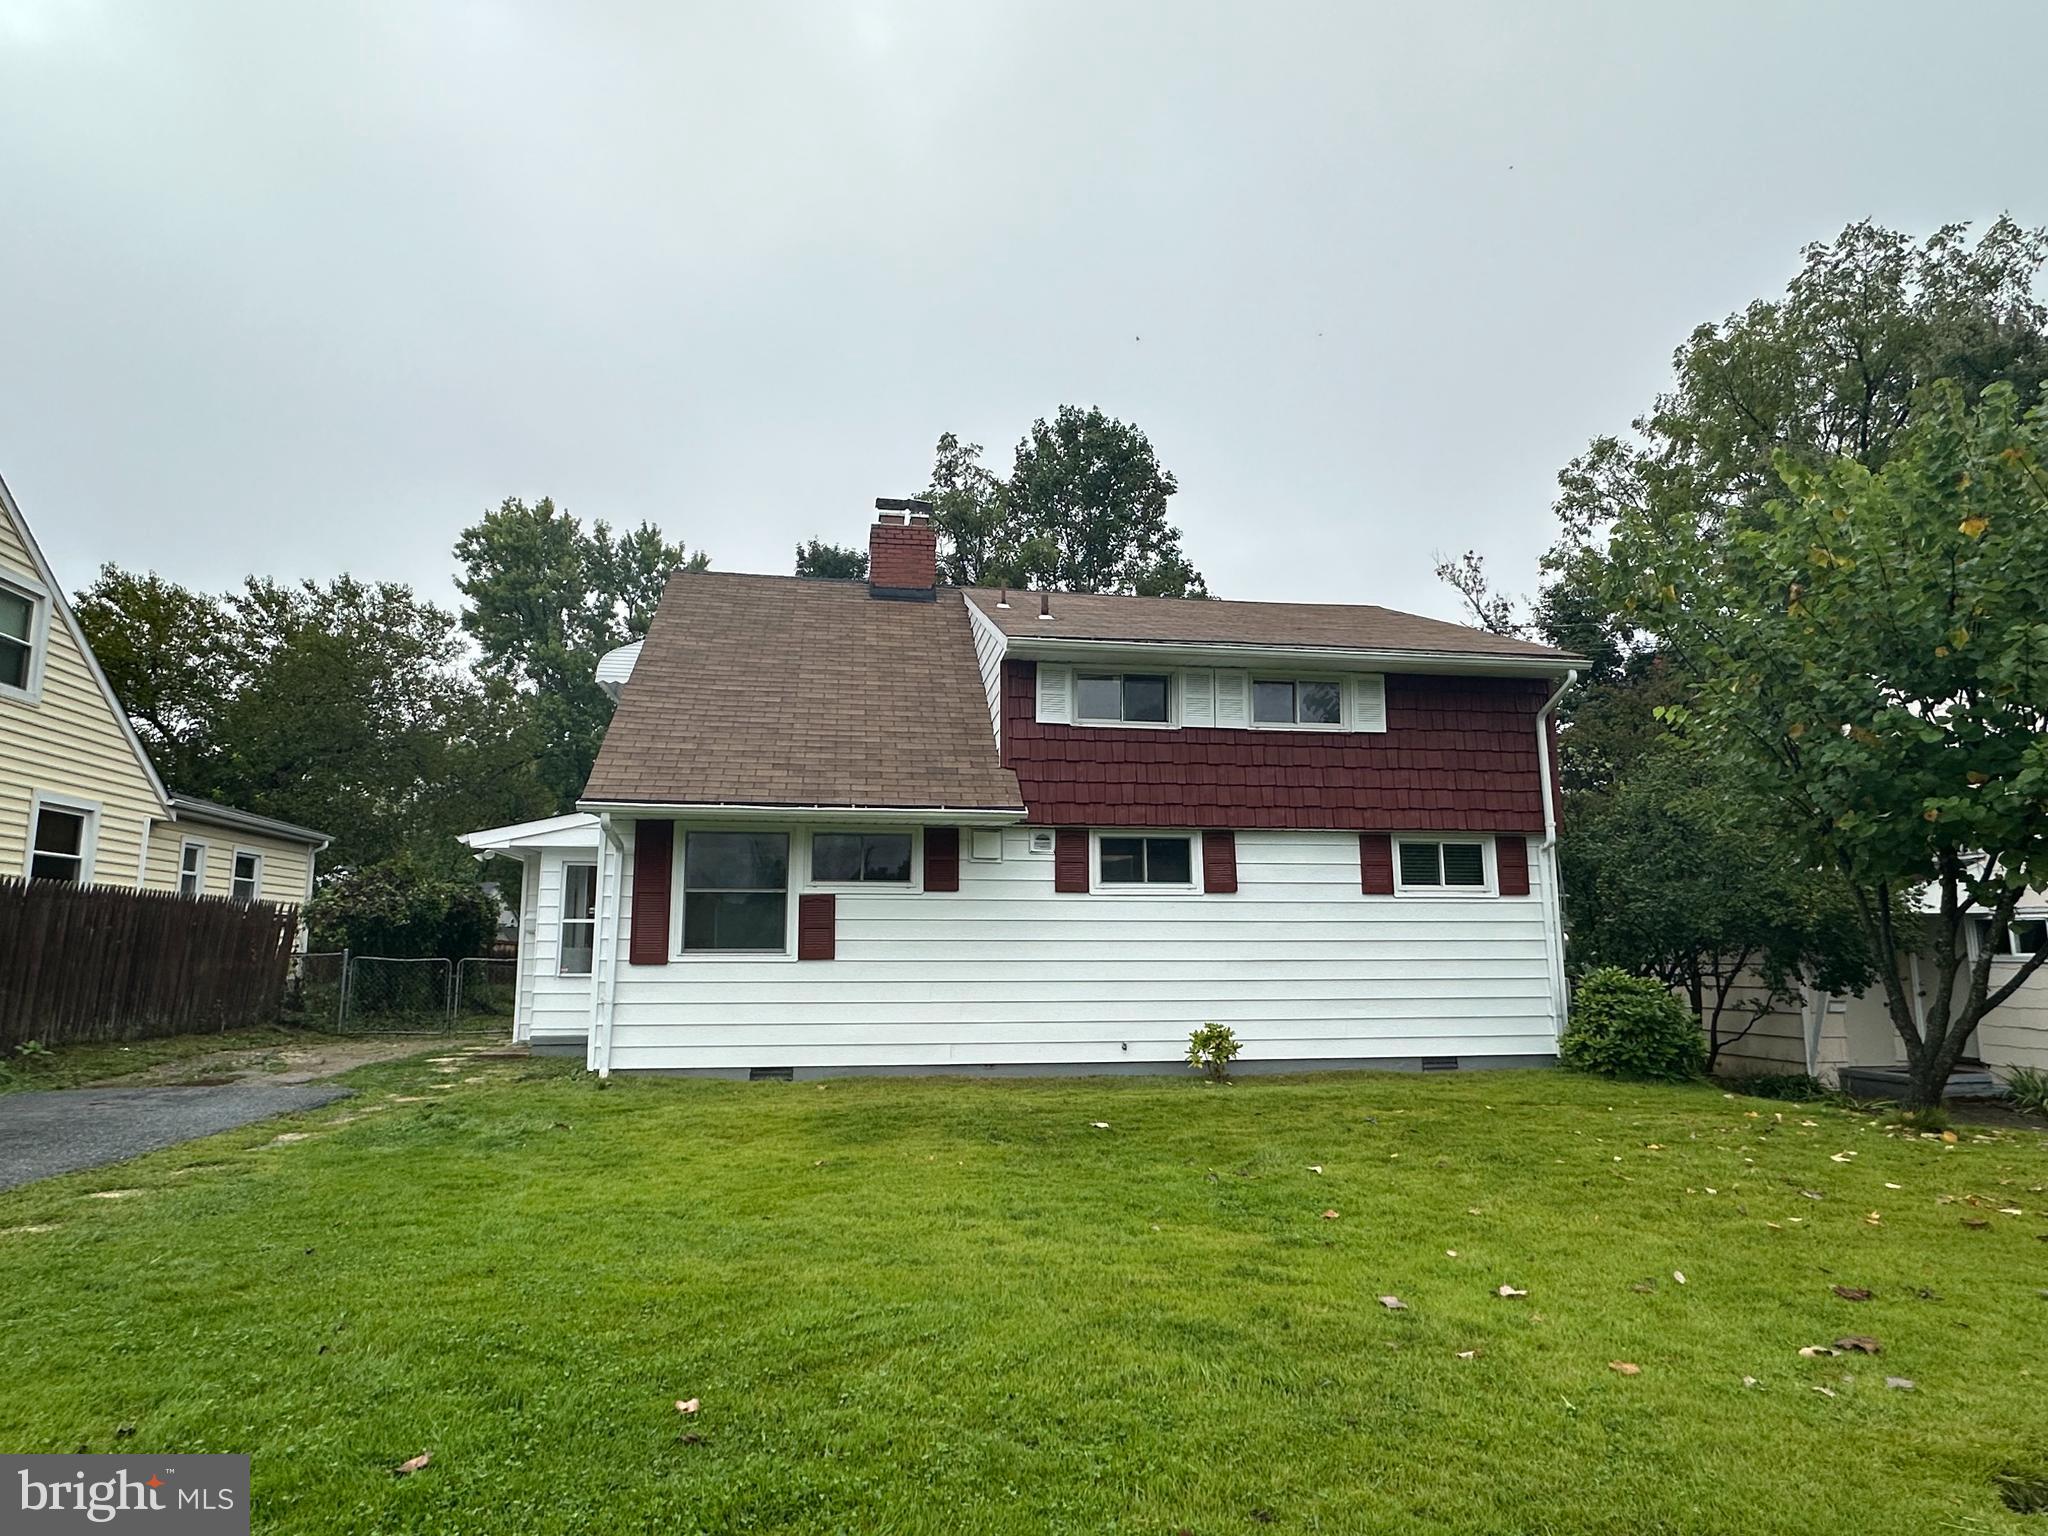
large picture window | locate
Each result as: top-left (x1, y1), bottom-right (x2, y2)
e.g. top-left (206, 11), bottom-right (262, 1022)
top-left (684, 831), bottom-right (789, 952)
top-left (1396, 839), bottom-right (1489, 892)
top-left (1098, 834), bottom-right (1194, 887)
top-left (1076, 673), bottom-right (1171, 724)
top-left (811, 831), bottom-right (912, 884)
top-left (559, 862), bottom-right (597, 975)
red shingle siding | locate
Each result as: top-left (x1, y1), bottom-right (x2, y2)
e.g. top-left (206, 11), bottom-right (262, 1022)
top-left (1496, 835), bottom-right (1531, 896)
top-left (1053, 829), bottom-right (1089, 892)
top-left (869, 516), bottom-right (937, 591)
top-left (1360, 833), bottom-right (1394, 895)
top-left (797, 893), bottom-right (836, 960)
top-left (924, 826), bottom-right (960, 892)
top-left (1001, 661), bottom-right (1551, 831)
top-left (629, 821), bottom-right (673, 964)
top-left (1202, 830), bottom-right (1238, 893)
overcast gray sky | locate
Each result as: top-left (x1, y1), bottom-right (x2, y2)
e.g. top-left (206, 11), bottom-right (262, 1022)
top-left (3, 1), bottom-right (2042, 624)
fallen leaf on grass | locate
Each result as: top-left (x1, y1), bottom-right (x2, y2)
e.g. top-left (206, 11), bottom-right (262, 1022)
top-left (1466, 1207), bottom-right (1482, 1216)
top-left (1884, 1182), bottom-right (1902, 1190)
top-left (1801, 1190), bottom-right (1825, 1200)
top-left (1811, 1386), bottom-right (1836, 1399)
top-left (394, 1453), bottom-right (430, 1476)
top-left (1885, 1377), bottom-right (1915, 1391)
top-left (1305, 1165), bottom-right (1323, 1175)
top-left (1455, 1350), bottom-right (1479, 1360)
top-left (1864, 1212), bottom-right (1883, 1226)
top-left (1673, 1271), bottom-right (1687, 1285)
top-left (1798, 1346), bottom-right (1839, 1358)
top-left (1496, 1284), bottom-right (1528, 1298)
top-left (1445, 1249), bottom-right (1458, 1259)
top-left (1830, 1152), bottom-right (1856, 1163)
top-left (1089, 1122), bottom-right (1110, 1130)
top-left (1742, 1376), bottom-right (1760, 1388)
top-left (1378, 1296), bottom-right (1407, 1311)
top-left (1831, 1286), bottom-right (1873, 1302)
top-left (1608, 1361), bottom-right (1641, 1376)
top-left (1629, 1281), bottom-right (1655, 1293)
top-left (679, 1433), bottom-right (703, 1446)
top-left (675, 1398), bottom-right (700, 1415)
top-left (1834, 1336), bottom-right (1882, 1355)
top-left (1320, 1209), bottom-right (1340, 1221)
top-left (1940, 1131), bottom-right (1958, 1144)
top-left (1999, 1207), bottom-right (2024, 1217)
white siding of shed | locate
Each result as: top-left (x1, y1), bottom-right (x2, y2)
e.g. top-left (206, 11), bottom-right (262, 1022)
top-left (598, 826), bottom-right (1559, 1074)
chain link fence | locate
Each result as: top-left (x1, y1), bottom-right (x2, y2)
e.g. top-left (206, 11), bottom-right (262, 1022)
top-left (284, 952), bottom-right (516, 1036)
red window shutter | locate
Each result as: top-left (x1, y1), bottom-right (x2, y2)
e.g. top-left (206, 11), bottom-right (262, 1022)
top-left (924, 827), bottom-right (960, 892)
top-left (629, 820), bottom-right (673, 964)
top-left (797, 893), bottom-right (836, 960)
top-left (1054, 828), bottom-right (1089, 893)
top-left (1359, 832), bottom-right (1394, 895)
top-left (1497, 835), bottom-right (1531, 896)
top-left (1202, 830), bottom-right (1238, 893)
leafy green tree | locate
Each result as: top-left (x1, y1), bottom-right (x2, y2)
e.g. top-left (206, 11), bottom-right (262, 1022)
top-left (454, 497), bottom-right (707, 809)
top-left (921, 409), bottom-right (1208, 596)
top-left (1611, 381), bottom-right (2048, 1106)
top-left (1565, 743), bottom-right (1876, 1068)
top-left (794, 539), bottom-right (868, 580)
top-left (77, 569), bottom-right (554, 873)
top-left (306, 856), bottom-right (502, 960)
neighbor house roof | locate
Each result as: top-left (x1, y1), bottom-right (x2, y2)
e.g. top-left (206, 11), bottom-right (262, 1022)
top-left (582, 572), bottom-right (1024, 813)
top-left (169, 794), bottom-right (331, 849)
top-left (962, 587), bottom-right (1580, 664)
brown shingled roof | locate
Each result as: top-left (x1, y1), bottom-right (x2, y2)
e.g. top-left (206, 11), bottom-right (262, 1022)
top-left (582, 572), bottom-right (1024, 811)
top-left (962, 587), bottom-right (1577, 661)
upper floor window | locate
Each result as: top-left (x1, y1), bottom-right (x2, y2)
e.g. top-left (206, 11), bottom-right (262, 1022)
top-left (1396, 838), bottom-right (1488, 892)
top-left (0, 581), bottom-right (39, 697)
top-left (560, 862), bottom-right (597, 975)
top-left (1077, 673), bottom-right (1170, 724)
top-left (1973, 916), bottom-right (2047, 959)
top-left (812, 831), bottom-right (912, 883)
top-left (1098, 834), bottom-right (1194, 888)
top-left (179, 841), bottom-right (207, 898)
top-left (1253, 678), bottom-right (1342, 726)
top-left (28, 798), bottom-right (94, 883)
top-left (230, 850), bottom-right (263, 904)
top-left (683, 831), bottom-right (789, 952)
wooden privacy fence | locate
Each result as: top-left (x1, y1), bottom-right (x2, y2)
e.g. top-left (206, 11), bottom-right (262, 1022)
top-left (0, 878), bottom-right (300, 1048)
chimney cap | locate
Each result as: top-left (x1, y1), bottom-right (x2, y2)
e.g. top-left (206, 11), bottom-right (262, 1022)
top-left (874, 496), bottom-right (934, 516)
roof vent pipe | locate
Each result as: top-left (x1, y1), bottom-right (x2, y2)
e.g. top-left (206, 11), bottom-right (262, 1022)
top-left (1039, 590), bottom-right (1053, 620)
top-left (996, 587), bottom-right (1009, 609)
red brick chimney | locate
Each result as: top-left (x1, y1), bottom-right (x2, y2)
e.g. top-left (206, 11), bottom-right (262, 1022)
top-left (869, 499), bottom-right (937, 601)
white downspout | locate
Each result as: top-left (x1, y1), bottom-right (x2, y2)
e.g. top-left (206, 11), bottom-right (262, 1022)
top-left (589, 813), bottom-right (628, 1078)
top-left (1535, 669), bottom-right (1578, 1042)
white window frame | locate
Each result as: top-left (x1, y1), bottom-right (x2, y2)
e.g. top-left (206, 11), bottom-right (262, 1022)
top-left (1392, 835), bottom-right (1495, 897)
top-left (229, 847), bottom-right (264, 904)
top-left (0, 571), bottom-right (51, 705)
top-left (24, 791), bottom-right (99, 883)
top-left (558, 859), bottom-right (599, 977)
top-left (1250, 675), bottom-right (1348, 731)
top-left (178, 839), bottom-right (209, 898)
top-left (1970, 914), bottom-right (2047, 961)
top-left (671, 828), bottom-right (797, 962)
top-left (1073, 671), bottom-right (1178, 729)
top-left (1089, 829), bottom-right (1202, 894)
top-left (804, 827), bottom-right (922, 893)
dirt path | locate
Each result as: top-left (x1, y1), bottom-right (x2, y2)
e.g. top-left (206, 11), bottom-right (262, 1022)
top-left (90, 1035), bottom-right (507, 1088)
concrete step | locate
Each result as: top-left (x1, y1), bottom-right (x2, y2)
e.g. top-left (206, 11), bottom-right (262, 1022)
top-left (1837, 1065), bottom-right (2008, 1101)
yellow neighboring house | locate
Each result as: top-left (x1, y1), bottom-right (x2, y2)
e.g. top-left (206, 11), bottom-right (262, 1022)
top-left (0, 474), bottom-right (328, 918)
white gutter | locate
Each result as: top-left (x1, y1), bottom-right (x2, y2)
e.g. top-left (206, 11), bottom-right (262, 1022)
top-left (1534, 669), bottom-right (1577, 1041)
top-left (577, 801), bottom-right (1025, 826)
top-left (588, 813), bottom-right (628, 1079)
top-left (1010, 636), bottom-right (1589, 677)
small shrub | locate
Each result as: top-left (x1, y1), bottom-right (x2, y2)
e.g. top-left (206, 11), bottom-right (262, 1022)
top-left (1560, 967), bottom-right (1706, 1081)
top-left (1725, 1072), bottom-right (1825, 1102)
top-left (307, 858), bottom-right (501, 961)
top-left (1186, 1022), bottom-right (1242, 1082)
top-left (2003, 1066), bottom-right (2048, 1116)
top-left (1888, 1105), bottom-right (1954, 1135)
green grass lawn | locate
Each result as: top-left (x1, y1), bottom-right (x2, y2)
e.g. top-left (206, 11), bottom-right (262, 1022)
top-left (3, 1055), bottom-right (2046, 1534)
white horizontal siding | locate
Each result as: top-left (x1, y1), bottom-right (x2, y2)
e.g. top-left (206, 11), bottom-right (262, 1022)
top-left (596, 827), bottom-right (1558, 1072)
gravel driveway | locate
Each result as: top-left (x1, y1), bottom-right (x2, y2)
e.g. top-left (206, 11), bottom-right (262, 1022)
top-left (0, 1081), bottom-right (353, 1191)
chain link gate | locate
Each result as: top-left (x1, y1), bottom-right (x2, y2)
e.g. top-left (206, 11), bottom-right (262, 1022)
top-left (284, 952), bottom-right (519, 1036)
top-left (452, 956), bottom-right (518, 1034)
top-left (340, 956), bottom-right (453, 1034)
